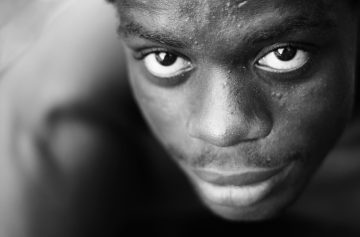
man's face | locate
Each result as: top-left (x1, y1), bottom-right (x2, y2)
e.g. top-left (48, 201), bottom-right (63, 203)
top-left (116, 0), bottom-right (357, 220)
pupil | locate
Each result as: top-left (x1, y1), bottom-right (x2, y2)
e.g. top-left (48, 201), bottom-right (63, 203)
top-left (274, 47), bottom-right (297, 61)
top-left (155, 52), bottom-right (177, 66)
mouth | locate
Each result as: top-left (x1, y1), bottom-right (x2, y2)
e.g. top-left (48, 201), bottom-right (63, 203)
top-left (182, 162), bottom-right (294, 207)
top-left (193, 167), bottom-right (285, 187)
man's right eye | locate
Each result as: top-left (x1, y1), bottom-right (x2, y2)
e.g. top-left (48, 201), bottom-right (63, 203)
top-left (142, 51), bottom-right (193, 79)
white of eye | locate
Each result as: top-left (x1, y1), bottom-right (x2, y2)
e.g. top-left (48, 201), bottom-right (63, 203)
top-left (257, 47), bottom-right (310, 73)
top-left (143, 52), bottom-right (192, 78)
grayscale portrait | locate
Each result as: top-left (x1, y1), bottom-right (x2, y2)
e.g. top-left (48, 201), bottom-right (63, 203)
top-left (0, 0), bottom-right (359, 236)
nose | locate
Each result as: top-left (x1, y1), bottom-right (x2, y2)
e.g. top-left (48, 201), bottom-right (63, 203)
top-left (187, 69), bottom-right (272, 147)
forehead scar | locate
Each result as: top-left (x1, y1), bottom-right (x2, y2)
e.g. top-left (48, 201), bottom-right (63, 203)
top-left (237, 1), bottom-right (248, 9)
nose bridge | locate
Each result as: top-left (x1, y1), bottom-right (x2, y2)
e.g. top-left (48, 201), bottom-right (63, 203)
top-left (188, 68), bottom-right (272, 147)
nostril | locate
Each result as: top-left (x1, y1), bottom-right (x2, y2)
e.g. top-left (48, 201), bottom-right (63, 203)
top-left (187, 113), bottom-right (273, 147)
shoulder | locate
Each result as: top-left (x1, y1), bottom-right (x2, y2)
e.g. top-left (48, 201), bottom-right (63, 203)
top-left (290, 117), bottom-right (360, 231)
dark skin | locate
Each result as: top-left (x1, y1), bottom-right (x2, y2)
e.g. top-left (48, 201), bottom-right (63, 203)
top-left (113, 0), bottom-right (358, 220)
top-left (1, 1), bottom-right (360, 236)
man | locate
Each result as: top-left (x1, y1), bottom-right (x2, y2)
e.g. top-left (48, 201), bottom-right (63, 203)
top-left (107, 0), bottom-right (359, 221)
top-left (1, 0), bottom-right (360, 236)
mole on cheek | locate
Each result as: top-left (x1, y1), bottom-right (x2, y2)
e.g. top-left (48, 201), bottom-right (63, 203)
top-left (270, 91), bottom-right (288, 109)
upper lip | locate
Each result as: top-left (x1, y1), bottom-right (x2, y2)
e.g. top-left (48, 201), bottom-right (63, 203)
top-left (192, 167), bottom-right (286, 187)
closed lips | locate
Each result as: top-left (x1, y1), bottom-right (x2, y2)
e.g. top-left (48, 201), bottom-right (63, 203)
top-left (192, 167), bottom-right (285, 187)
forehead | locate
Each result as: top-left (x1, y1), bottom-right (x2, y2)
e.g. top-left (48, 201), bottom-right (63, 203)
top-left (117, 0), bottom-right (334, 13)
top-left (117, 0), bottom-right (343, 44)
top-left (117, 0), bottom-right (338, 23)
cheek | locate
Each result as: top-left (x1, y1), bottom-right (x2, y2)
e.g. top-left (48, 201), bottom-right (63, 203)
top-left (272, 62), bottom-right (354, 161)
top-left (128, 62), bottom-right (189, 144)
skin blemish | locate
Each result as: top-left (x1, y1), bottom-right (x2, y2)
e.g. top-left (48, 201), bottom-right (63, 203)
top-left (237, 1), bottom-right (248, 9)
top-left (271, 91), bottom-right (283, 100)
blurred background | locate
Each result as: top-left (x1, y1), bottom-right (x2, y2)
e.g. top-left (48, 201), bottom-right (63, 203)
top-left (0, 0), bottom-right (359, 236)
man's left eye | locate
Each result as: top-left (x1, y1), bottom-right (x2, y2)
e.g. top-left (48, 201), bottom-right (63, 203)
top-left (256, 46), bottom-right (310, 73)
top-left (143, 51), bottom-right (193, 78)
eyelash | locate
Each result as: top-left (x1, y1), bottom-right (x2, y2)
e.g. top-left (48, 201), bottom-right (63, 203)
top-left (253, 42), bottom-right (317, 80)
top-left (132, 47), bottom-right (193, 86)
top-left (133, 47), bottom-right (184, 60)
top-left (253, 42), bottom-right (316, 63)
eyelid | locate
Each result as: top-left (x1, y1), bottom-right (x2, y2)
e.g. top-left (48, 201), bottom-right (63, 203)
top-left (253, 42), bottom-right (320, 83)
top-left (253, 42), bottom-right (317, 65)
top-left (132, 47), bottom-right (191, 62)
top-left (132, 47), bottom-right (165, 60)
top-left (131, 47), bottom-right (195, 86)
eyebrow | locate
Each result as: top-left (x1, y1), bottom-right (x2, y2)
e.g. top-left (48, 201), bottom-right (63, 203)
top-left (118, 22), bottom-right (189, 48)
top-left (243, 16), bottom-right (336, 45)
top-left (118, 15), bottom-right (336, 49)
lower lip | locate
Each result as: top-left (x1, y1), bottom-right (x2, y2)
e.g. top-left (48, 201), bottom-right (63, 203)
top-left (185, 163), bottom-right (294, 207)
